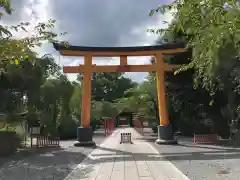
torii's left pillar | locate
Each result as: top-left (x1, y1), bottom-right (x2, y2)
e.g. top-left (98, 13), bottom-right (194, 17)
top-left (75, 55), bottom-right (96, 147)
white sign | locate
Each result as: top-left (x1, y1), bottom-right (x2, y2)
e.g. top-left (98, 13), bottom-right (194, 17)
top-left (143, 121), bottom-right (148, 127)
top-left (30, 127), bottom-right (40, 135)
top-left (119, 117), bottom-right (126, 121)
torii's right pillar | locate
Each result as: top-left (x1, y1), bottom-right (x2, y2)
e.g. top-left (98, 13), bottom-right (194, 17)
top-left (155, 53), bottom-right (177, 144)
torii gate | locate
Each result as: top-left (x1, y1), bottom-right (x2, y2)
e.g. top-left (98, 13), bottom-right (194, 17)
top-left (53, 43), bottom-right (185, 146)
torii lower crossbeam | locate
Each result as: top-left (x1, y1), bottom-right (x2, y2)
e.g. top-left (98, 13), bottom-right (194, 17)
top-left (53, 43), bottom-right (186, 146)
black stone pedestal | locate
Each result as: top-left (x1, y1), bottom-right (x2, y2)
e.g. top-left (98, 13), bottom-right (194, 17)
top-left (74, 127), bottom-right (96, 147)
top-left (155, 125), bottom-right (177, 145)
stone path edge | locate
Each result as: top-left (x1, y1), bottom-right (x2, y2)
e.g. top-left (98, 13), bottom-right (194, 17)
top-left (146, 142), bottom-right (190, 180)
top-left (62, 129), bottom-right (120, 180)
top-left (134, 129), bottom-right (190, 180)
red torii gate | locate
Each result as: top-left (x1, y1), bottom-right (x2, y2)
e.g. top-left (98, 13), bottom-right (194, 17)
top-left (53, 43), bottom-right (185, 146)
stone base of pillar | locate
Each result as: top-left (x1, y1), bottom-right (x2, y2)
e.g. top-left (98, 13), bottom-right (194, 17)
top-left (74, 127), bottom-right (96, 147)
top-left (155, 125), bottom-right (177, 145)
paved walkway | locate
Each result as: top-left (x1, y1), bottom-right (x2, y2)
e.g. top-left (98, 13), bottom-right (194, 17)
top-left (64, 128), bottom-right (189, 180)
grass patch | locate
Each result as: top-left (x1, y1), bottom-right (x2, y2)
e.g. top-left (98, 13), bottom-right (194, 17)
top-left (0, 126), bottom-right (15, 132)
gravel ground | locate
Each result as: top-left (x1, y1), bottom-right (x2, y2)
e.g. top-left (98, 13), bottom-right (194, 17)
top-left (0, 129), bottom-right (107, 180)
top-left (151, 141), bottom-right (240, 180)
top-left (141, 128), bottom-right (240, 180)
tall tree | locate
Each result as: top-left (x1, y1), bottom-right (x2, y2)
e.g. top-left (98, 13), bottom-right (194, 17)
top-left (79, 72), bottom-right (137, 102)
top-left (149, 0), bottom-right (240, 92)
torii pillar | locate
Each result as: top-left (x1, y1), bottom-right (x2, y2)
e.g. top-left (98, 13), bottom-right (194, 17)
top-left (76, 55), bottom-right (95, 146)
top-left (155, 53), bottom-right (176, 144)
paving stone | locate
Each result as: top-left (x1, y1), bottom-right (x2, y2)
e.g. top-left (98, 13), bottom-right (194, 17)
top-left (60, 128), bottom-right (192, 180)
top-left (150, 130), bottom-right (240, 180)
top-left (139, 177), bottom-right (155, 180)
top-left (110, 161), bottom-right (124, 180)
top-left (136, 161), bottom-right (152, 177)
top-left (146, 159), bottom-right (167, 179)
top-left (96, 162), bottom-right (113, 180)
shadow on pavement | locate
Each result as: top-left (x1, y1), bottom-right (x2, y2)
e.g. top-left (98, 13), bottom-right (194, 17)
top-left (0, 147), bottom-right (89, 180)
top-left (85, 138), bottom-right (240, 164)
top-left (93, 129), bottom-right (106, 137)
top-left (0, 129), bottom-right (107, 180)
top-left (176, 142), bottom-right (239, 151)
top-left (139, 134), bottom-right (240, 161)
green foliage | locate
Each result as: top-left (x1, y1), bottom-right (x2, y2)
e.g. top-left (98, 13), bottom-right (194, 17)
top-left (0, 125), bottom-right (15, 132)
top-left (100, 101), bottom-right (118, 118)
top-left (0, 0), bottom-right (12, 36)
top-left (0, 0), bottom-right (74, 138)
top-left (77, 72), bottom-right (136, 102)
top-left (0, 0), bottom-right (12, 15)
top-left (70, 85), bottom-right (82, 119)
top-left (149, 0), bottom-right (240, 92)
top-left (146, 0), bottom-right (240, 137)
top-left (116, 80), bottom-right (158, 121)
top-left (0, 1), bottom-right (67, 69)
top-left (58, 116), bottom-right (78, 139)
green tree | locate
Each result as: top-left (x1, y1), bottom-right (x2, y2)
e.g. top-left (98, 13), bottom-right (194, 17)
top-left (0, 52), bottom-right (62, 132)
top-left (93, 72), bottom-right (136, 101)
top-left (70, 84), bottom-right (82, 120)
top-left (149, 0), bottom-right (240, 92)
top-left (0, 0), bottom-right (12, 37)
top-left (148, 2), bottom-right (240, 137)
top-left (155, 30), bottom-right (231, 136)
top-left (78, 72), bottom-right (136, 102)
top-left (0, 0), bottom-right (67, 68)
top-left (0, 0), bottom-right (67, 132)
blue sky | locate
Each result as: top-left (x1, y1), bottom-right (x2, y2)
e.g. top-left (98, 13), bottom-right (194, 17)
top-left (2, 0), bottom-right (173, 82)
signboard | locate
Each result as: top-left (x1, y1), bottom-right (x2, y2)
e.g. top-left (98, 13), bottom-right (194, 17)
top-left (143, 121), bottom-right (148, 127)
top-left (30, 127), bottom-right (41, 135)
top-left (119, 117), bottom-right (126, 121)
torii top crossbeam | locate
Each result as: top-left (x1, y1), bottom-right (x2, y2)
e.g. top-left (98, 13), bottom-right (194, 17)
top-left (53, 42), bottom-right (185, 56)
top-left (53, 43), bottom-right (185, 73)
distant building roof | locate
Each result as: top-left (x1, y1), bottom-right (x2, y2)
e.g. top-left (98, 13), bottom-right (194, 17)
top-left (116, 111), bottom-right (134, 117)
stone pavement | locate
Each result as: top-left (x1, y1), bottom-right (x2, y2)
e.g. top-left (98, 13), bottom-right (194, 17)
top-left (64, 128), bottom-right (189, 180)
top-left (0, 129), bottom-right (106, 180)
top-left (151, 136), bottom-right (240, 180)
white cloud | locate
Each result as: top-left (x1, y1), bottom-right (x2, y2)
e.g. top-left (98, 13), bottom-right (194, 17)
top-left (3, 0), bottom-right (174, 82)
top-left (2, 0), bottom-right (50, 39)
top-left (58, 10), bottom-right (173, 82)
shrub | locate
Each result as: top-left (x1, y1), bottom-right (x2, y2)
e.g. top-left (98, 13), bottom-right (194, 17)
top-left (58, 116), bottom-right (78, 139)
top-left (179, 120), bottom-right (194, 136)
top-left (152, 125), bottom-right (158, 133)
top-left (91, 118), bottom-right (101, 132)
